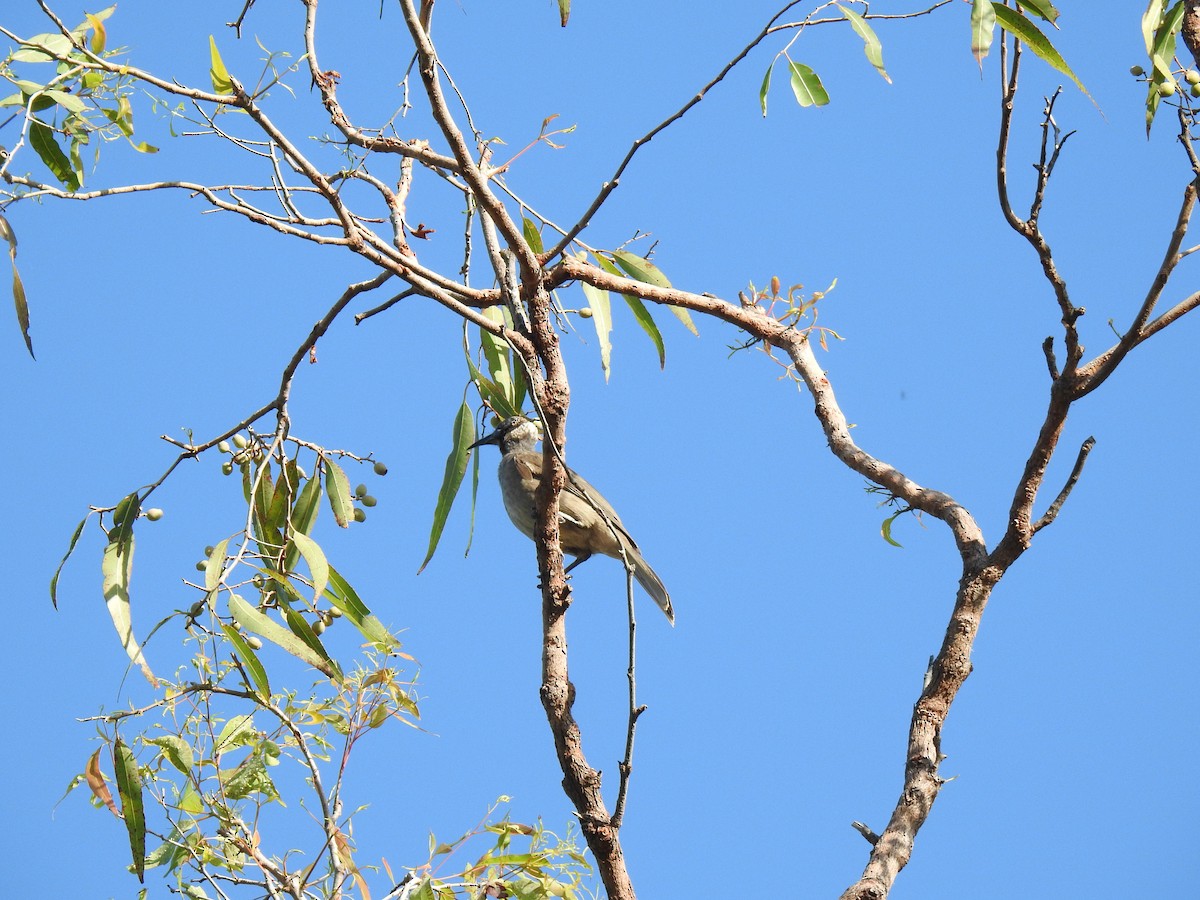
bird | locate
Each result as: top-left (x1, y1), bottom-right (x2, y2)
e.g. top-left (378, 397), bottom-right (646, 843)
top-left (469, 415), bottom-right (675, 624)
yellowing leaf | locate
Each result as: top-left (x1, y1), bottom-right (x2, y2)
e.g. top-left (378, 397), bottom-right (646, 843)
top-left (208, 35), bottom-right (233, 95)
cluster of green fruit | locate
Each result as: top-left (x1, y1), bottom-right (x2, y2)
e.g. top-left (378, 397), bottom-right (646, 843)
top-left (216, 433), bottom-right (259, 475)
top-left (352, 481), bottom-right (376, 522)
top-left (1131, 64), bottom-right (1200, 97)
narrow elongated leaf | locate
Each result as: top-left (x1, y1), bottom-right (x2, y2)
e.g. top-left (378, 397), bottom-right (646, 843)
top-left (266, 460), bottom-right (299, 536)
top-left (521, 217), bottom-right (545, 254)
top-left (419, 401), bottom-right (474, 572)
top-left (595, 253), bottom-right (665, 366)
top-left (9, 217), bottom-right (34, 357)
top-left (30, 121), bottom-right (80, 190)
top-left (113, 738), bottom-right (146, 883)
top-left (229, 593), bottom-right (339, 679)
top-left (611, 250), bottom-right (699, 335)
top-left (50, 516), bottom-right (86, 606)
top-left (1143, 0), bottom-right (1167, 55)
top-left (286, 472), bottom-right (321, 571)
top-left (759, 62), bottom-right (773, 116)
top-left (326, 565), bottom-right (398, 648)
top-left (280, 604), bottom-right (337, 669)
top-left (1016, 0), bottom-right (1059, 25)
top-left (1153, 1), bottom-right (1185, 64)
top-left (290, 530), bottom-right (328, 606)
top-left (86, 748), bottom-right (119, 816)
top-left (204, 538), bottom-right (229, 593)
top-left (881, 513), bottom-right (904, 548)
top-left (557, 0), bottom-right (570, 26)
top-left (837, 5), bottom-right (891, 83)
top-left (102, 534), bottom-right (156, 685)
top-left (992, 4), bottom-right (1091, 100)
top-left (324, 458), bottom-right (354, 528)
top-left (251, 461), bottom-right (276, 543)
top-left (208, 35), bottom-right (233, 95)
top-left (971, 0), bottom-right (997, 69)
top-left (1146, 80), bottom-right (1164, 135)
top-left (580, 281), bottom-right (613, 381)
top-left (480, 307), bottom-right (517, 411)
top-left (222, 622), bottom-right (272, 697)
top-left (787, 62), bottom-right (830, 107)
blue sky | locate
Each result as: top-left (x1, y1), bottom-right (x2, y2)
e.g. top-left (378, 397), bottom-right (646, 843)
top-left (3, 2), bottom-right (1197, 898)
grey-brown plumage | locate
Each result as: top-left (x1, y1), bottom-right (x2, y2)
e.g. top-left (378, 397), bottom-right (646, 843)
top-left (469, 416), bottom-right (675, 624)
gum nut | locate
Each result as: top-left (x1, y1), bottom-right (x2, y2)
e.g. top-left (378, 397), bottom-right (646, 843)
top-left (373, 461), bottom-right (388, 476)
top-left (145, 508), bottom-right (164, 521)
top-left (232, 434), bottom-right (249, 449)
top-left (362, 495), bottom-right (378, 507)
top-left (355, 483), bottom-right (368, 498)
top-left (353, 508), bottom-right (367, 523)
top-left (579, 307), bottom-right (594, 318)
top-left (218, 440), bottom-right (231, 454)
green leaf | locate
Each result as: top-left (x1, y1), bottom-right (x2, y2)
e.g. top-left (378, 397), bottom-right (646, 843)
top-left (221, 754), bottom-right (279, 801)
top-left (50, 515), bottom-right (87, 607)
top-left (595, 253), bottom-right (665, 367)
top-left (992, 4), bottom-right (1092, 101)
top-left (102, 532), bottom-right (156, 685)
top-left (324, 458), bottom-right (354, 528)
top-left (881, 513), bottom-right (904, 548)
top-left (521, 216), bottom-right (545, 255)
top-left (759, 62), bottom-right (773, 116)
top-left (480, 307), bottom-right (518, 412)
top-left (208, 35), bottom-right (233, 95)
top-left (30, 121), bottom-right (81, 191)
top-left (12, 33), bottom-right (75, 63)
top-left (1016, 0), bottom-right (1060, 25)
top-left (418, 401), bottom-right (474, 573)
top-left (1146, 79), bottom-right (1164, 136)
top-left (204, 538), bottom-right (229, 593)
top-left (290, 530), bottom-right (329, 607)
top-left (787, 61), bottom-right (830, 107)
top-left (229, 593), bottom-right (339, 679)
top-left (580, 281), bottom-right (613, 381)
top-left (12, 259), bottom-right (35, 359)
top-left (286, 471), bottom-right (322, 571)
top-left (837, 4), bottom-right (891, 83)
top-left (465, 352), bottom-right (518, 419)
top-left (280, 603), bottom-right (337, 670)
top-left (326, 565), bottom-right (398, 648)
top-left (1153, 1), bottom-right (1185, 68)
top-left (213, 713), bottom-right (255, 755)
top-left (611, 250), bottom-right (699, 336)
top-left (1143, 0), bottom-right (1167, 56)
top-left (221, 623), bottom-right (272, 697)
top-left (113, 738), bottom-right (146, 883)
top-left (43, 89), bottom-right (86, 115)
top-left (145, 735), bottom-right (193, 775)
top-left (557, 0), bottom-right (570, 27)
top-left (971, 0), bottom-right (996, 70)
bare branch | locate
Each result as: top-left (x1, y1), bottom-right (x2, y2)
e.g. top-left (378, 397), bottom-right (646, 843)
top-left (1033, 436), bottom-right (1097, 534)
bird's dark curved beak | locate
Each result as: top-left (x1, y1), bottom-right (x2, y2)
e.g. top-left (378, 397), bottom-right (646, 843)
top-left (468, 428), bottom-right (502, 451)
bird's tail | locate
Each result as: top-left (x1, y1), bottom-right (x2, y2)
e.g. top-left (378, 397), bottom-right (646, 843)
top-left (623, 544), bottom-right (675, 625)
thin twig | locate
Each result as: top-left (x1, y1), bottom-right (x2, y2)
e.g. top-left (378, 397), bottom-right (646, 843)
top-left (1033, 436), bottom-right (1097, 533)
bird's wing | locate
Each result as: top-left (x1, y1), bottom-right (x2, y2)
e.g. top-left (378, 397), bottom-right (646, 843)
top-left (562, 467), bottom-right (641, 551)
top-left (517, 450), bottom-right (640, 549)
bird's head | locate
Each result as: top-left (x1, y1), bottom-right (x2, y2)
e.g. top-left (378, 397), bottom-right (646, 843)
top-left (468, 415), bottom-right (541, 454)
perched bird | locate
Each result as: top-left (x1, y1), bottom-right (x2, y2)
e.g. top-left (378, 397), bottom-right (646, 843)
top-left (469, 415), bottom-right (675, 624)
